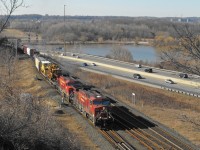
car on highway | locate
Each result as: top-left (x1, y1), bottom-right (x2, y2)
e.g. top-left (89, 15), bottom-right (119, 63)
top-left (144, 68), bottom-right (153, 73)
top-left (133, 73), bottom-right (142, 79)
top-left (82, 63), bottom-right (88, 67)
top-left (135, 64), bottom-right (142, 68)
top-left (71, 53), bottom-right (75, 56)
top-left (76, 55), bottom-right (80, 58)
top-left (91, 63), bottom-right (97, 66)
top-left (179, 73), bottom-right (188, 78)
top-left (165, 79), bottom-right (174, 84)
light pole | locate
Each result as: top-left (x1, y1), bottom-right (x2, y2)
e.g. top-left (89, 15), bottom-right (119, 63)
top-left (64, 4), bottom-right (66, 55)
top-left (132, 93), bottom-right (136, 106)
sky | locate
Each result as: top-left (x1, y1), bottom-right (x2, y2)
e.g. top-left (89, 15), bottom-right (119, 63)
top-left (13, 0), bottom-right (200, 17)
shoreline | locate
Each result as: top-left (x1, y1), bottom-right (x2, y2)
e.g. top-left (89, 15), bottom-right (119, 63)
top-left (28, 40), bottom-right (152, 46)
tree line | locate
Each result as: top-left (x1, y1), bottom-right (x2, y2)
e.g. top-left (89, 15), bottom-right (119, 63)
top-left (9, 16), bottom-right (200, 43)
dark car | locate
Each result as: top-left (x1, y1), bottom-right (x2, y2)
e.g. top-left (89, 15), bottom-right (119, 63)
top-left (82, 63), bottom-right (88, 66)
top-left (144, 68), bottom-right (153, 73)
top-left (133, 73), bottom-right (142, 79)
top-left (91, 63), bottom-right (97, 66)
top-left (179, 73), bottom-right (188, 78)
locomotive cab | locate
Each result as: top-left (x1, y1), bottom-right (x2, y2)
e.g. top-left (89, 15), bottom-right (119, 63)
top-left (92, 98), bottom-right (113, 127)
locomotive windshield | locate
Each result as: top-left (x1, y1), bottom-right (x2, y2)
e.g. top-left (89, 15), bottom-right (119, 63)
top-left (93, 100), bottom-right (110, 106)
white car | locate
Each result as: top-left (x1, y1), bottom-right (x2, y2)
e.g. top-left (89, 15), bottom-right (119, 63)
top-left (135, 64), bottom-right (142, 68)
top-left (165, 79), bottom-right (174, 84)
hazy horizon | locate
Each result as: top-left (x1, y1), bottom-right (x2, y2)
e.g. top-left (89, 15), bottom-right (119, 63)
top-left (11, 0), bottom-right (200, 18)
top-left (10, 14), bottom-right (200, 18)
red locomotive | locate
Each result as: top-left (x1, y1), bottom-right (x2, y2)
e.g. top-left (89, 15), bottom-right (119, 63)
top-left (71, 88), bottom-right (113, 127)
top-left (57, 75), bottom-right (83, 98)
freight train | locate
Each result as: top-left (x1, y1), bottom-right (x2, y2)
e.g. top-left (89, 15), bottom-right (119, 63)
top-left (34, 55), bottom-right (114, 127)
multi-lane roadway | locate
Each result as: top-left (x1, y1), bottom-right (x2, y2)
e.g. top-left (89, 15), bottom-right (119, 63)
top-left (42, 51), bottom-right (200, 97)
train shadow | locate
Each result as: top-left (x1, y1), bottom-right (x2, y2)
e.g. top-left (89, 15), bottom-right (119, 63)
top-left (110, 106), bottom-right (156, 131)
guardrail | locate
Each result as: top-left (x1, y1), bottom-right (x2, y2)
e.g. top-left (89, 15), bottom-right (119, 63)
top-left (161, 86), bottom-right (200, 98)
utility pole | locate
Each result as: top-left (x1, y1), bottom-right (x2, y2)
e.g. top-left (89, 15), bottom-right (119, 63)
top-left (64, 4), bottom-right (66, 55)
top-left (28, 32), bottom-right (30, 43)
top-left (132, 93), bottom-right (136, 106)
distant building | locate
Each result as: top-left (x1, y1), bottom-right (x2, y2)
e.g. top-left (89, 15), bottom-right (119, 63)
top-left (170, 17), bottom-right (198, 23)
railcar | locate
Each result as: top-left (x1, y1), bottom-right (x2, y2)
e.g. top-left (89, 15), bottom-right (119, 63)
top-left (34, 55), bottom-right (62, 80)
top-left (22, 45), bottom-right (37, 57)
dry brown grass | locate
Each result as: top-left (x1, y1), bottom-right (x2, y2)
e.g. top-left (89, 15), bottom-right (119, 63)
top-left (1, 29), bottom-right (26, 38)
top-left (74, 69), bottom-right (200, 147)
top-left (0, 29), bottom-right (42, 40)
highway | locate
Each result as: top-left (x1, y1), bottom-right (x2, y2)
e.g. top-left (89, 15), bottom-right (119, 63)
top-left (41, 51), bottom-right (200, 97)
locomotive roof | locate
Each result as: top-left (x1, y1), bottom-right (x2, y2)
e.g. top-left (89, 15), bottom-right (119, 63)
top-left (80, 89), bottom-right (104, 99)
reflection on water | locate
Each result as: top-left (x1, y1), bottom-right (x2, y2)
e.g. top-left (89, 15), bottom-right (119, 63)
top-left (34, 44), bottom-right (159, 63)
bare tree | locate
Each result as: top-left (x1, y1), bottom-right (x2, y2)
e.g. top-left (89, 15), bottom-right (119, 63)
top-left (0, 0), bottom-right (24, 33)
top-left (158, 24), bottom-right (200, 75)
top-left (109, 45), bottom-right (133, 62)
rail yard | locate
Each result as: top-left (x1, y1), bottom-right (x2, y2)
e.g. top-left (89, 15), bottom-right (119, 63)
top-left (20, 45), bottom-right (199, 149)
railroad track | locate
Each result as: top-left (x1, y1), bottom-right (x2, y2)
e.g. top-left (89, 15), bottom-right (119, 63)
top-left (114, 115), bottom-right (173, 150)
top-left (111, 105), bottom-right (194, 150)
top-left (100, 129), bottom-right (135, 150)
